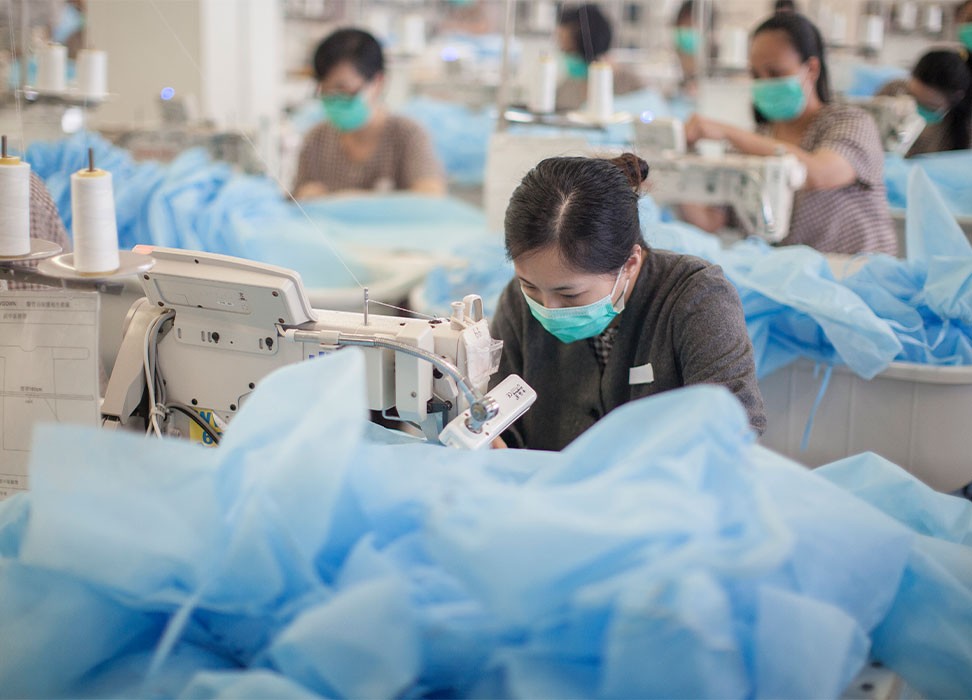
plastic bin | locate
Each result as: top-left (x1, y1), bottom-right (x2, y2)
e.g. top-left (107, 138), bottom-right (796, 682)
top-left (759, 359), bottom-right (972, 492)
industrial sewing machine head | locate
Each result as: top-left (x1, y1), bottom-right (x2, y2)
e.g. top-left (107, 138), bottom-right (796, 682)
top-left (634, 117), bottom-right (807, 243)
top-left (844, 95), bottom-right (926, 155)
top-left (102, 248), bottom-right (535, 449)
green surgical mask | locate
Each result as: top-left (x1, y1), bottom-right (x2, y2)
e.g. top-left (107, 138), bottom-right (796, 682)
top-left (958, 22), bottom-right (972, 50)
top-left (674, 27), bottom-right (700, 54)
top-left (321, 92), bottom-right (371, 132)
top-left (916, 103), bottom-right (948, 124)
top-left (751, 74), bottom-right (808, 122)
top-left (522, 270), bottom-right (629, 343)
top-left (562, 52), bottom-right (588, 80)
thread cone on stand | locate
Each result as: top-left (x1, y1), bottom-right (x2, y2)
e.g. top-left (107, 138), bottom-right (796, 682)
top-left (70, 149), bottom-right (120, 275)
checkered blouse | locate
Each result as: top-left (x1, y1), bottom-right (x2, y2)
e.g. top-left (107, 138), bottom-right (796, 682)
top-left (759, 103), bottom-right (898, 255)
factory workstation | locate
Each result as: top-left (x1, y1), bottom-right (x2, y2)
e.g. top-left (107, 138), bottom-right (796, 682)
top-left (4, 0), bottom-right (972, 697)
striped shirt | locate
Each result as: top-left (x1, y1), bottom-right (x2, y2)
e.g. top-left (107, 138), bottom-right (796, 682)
top-left (759, 103), bottom-right (898, 255)
top-left (294, 115), bottom-right (443, 194)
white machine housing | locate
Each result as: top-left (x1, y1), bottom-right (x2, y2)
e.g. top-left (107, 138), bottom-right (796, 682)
top-left (102, 248), bottom-right (535, 448)
top-left (648, 152), bottom-right (808, 243)
top-left (846, 95), bottom-right (926, 155)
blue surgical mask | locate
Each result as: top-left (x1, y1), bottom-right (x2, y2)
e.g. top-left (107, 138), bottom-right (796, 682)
top-left (751, 72), bottom-right (808, 122)
top-left (674, 27), bottom-right (700, 55)
top-left (321, 91), bottom-right (371, 132)
top-left (916, 103), bottom-right (948, 125)
top-left (522, 270), bottom-right (629, 343)
top-left (958, 22), bottom-right (972, 50)
top-left (562, 53), bottom-right (589, 80)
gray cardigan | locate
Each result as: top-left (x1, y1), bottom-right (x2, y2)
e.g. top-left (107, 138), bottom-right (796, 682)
top-left (490, 248), bottom-right (766, 450)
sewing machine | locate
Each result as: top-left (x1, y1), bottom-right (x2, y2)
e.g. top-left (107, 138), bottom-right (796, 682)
top-left (846, 95), bottom-right (926, 155)
top-left (648, 151), bottom-right (807, 243)
top-left (102, 248), bottom-right (536, 449)
top-left (634, 118), bottom-right (807, 242)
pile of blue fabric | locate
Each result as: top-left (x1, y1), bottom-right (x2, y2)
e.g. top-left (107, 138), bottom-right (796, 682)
top-left (27, 133), bottom-right (493, 291)
top-left (1, 349), bottom-right (969, 699)
top-left (885, 150), bottom-right (972, 217)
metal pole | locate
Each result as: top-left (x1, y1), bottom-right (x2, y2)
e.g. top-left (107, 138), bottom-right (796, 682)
top-left (693, 0), bottom-right (709, 80)
top-left (495, 0), bottom-right (516, 132)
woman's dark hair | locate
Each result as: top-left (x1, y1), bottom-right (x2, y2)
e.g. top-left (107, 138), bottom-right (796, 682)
top-left (752, 13), bottom-right (831, 123)
top-left (504, 154), bottom-right (648, 274)
top-left (912, 49), bottom-right (972, 151)
top-left (313, 28), bottom-right (384, 82)
top-left (558, 4), bottom-right (612, 63)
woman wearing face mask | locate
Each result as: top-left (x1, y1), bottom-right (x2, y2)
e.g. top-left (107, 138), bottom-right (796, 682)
top-left (878, 49), bottom-right (972, 157)
top-left (294, 29), bottom-right (445, 199)
top-left (555, 4), bottom-right (643, 111)
top-left (958, 0), bottom-right (972, 50)
top-left (673, 0), bottom-right (718, 93)
top-left (682, 13), bottom-right (897, 255)
top-left (489, 153), bottom-right (765, 451)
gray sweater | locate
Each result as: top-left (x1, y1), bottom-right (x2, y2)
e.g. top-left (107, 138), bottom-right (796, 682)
top-left (490, 248), bottom-right (766, 450)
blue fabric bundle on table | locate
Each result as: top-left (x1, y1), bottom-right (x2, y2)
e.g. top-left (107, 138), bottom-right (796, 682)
top-left (1, 350), bottom-right (970, 699)
top-left (885, 150), bottom-right (972, 216)
top-left (27, 134), bottom-right (496, 291)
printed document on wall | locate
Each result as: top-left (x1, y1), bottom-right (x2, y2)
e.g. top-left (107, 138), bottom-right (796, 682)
top-left (0, 291), bottom-right (99, 498)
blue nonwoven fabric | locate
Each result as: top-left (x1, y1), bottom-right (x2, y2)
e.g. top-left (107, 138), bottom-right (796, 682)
top-left (27, 133), bottom-right (497, 292)
top-left (178, 670), bottom-right (324, 699)
top-left (399, 97), bottom-right (496, 186)
top-left (885, 150), bottom-right (972, 216)
top-left (842, 167), bottom-right (972, 363)
top-left (816, 453), bottom-right (972, 546)
top-left (1, 351), bottom-right (970, 699)
top-left (845, 63), bottom-right (909, 97)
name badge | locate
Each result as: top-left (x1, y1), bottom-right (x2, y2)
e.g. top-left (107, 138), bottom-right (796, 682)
top-left (629, 363), bottom-right (654, 385)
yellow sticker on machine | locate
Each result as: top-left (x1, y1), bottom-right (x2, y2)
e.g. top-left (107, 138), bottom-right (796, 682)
top-left (189, 409), bottom-right (223, 446)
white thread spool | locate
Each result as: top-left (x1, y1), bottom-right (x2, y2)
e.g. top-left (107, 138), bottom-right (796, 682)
top-left (529, 55), bottom-right (557, 114)
top-left (831, 13), bottom-right (848, 44)
top-left (722, 27), bottom-right (748, 70)
top-left (925, 5), bottom-right (943, 33)
top-left (365, 8), bottom-right (393, 41)
top-left (401, 14), bottom-right (425, 55)
top-left (862, 15), bottom-right (884, 50)
top-left (587, 61), bottom-right (614, 122)
top-left (898, 2), bottom-right (918, 31)
top-left (71, 167), bottom-right (119, 274)
top-left (36, 42), bottom-right (67, 93)
top-left (0, 155), bottom-right (31, 257)
top-left (76, 49), bottom-right (108, 99)
top-left (531, 1), bottom-right (557, 33)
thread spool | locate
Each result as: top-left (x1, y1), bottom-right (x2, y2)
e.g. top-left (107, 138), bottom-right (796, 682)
top-left (587, 61), bottom-right (614, 122)
top-left (862, 15), bottom-right (884, 50)
top-left (529, 55), bottom-right (557, 114)
top-left (0, 136), bottom-right (31, 257)
top-left (365, 8), bottom-right (393, 41)
top-left (76, 49), bottom-right (108, 99)
top-left (401, 14), bottom-right (425, 55)
top-left (36, 42), bottom-right (67, 93)
top-left (531, 1), bottom-right (557, 33)
top-left (925, 5), bottom-right (943, 33)
top-left (722, 27), bottom-right (748, 69)
top-left (898, 2), bottom-right (918, 31)
top-left (71, 152), bottom-right (119, 275)
top-left (831, 13), bottom-right (848, 44)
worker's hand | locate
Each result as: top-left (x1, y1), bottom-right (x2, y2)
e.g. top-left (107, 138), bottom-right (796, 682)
top-left (294, 181), bottom-right (329, 200)
top-left (491, 436), bottom-right (508, 449)
top-left (684, 114), bottom-right (726, 146)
